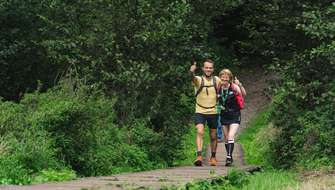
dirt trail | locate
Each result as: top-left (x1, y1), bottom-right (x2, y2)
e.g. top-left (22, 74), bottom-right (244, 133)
top-left (0, 66), bottom-right (270, 190)
top-left (238, 65), bottom-right (271, 132)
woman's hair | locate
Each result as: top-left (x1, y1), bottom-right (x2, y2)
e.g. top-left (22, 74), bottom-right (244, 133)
top-left (219, 69), bottom-right (233, 81)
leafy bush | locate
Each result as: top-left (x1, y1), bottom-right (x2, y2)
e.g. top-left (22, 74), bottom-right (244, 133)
top-left (0, 100), bottom-right (62, 184)
top-left (0, 1), bottom-right (239, 172)
top-left (0, 101), bottom-right (26, 135)
top-left (5, 129), bottom-right (61, 173)
top-left (231, 1), bottom-right (335, 169)
top-left (0, 155), bottom-right (31, 185)
top-left (128, 120), bottom-right (164, 165)
top-left (1, 84), bottom-right (181, 183)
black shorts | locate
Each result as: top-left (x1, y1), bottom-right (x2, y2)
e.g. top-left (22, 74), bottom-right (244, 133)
top-left (220, 111), bottom-right (241, 125)
top-left (194, 113), bottom-right (218, 129)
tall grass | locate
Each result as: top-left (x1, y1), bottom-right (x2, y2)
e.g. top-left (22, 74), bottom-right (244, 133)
top-left (238, 106), bottom-right (274, 166)
top-left (241, 170), bottom-right (299, 190)
top-left (237, 106), bottom-right (300, 190)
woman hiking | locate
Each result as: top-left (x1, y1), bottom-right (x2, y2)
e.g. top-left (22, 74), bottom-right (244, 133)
top-left (217, 69), bottom-right (245, 166)
top-left (217, 76), bottom-right (246, 142)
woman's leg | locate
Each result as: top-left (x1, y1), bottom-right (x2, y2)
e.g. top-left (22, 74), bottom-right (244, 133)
top-left (222, 125), bottom-right (229, 155)
top-left (227, 123), bottom-right (239, 141)
top-left (226, 124), bottom-right (239, 165)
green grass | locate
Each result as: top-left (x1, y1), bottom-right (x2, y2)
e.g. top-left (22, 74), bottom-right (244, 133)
top-left (164, 169), bottom-right (299, 190)
top-left (236, 105), bottom-right (301, 190)
top-left (240, 170), bottom-right (299, 190)
top-left (238, 106), bottom-right (274, 166)
top-left (31, 169), bottom-right (76, 184)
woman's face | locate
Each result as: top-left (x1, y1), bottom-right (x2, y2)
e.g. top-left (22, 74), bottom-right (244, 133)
top-left (220, 73), bottom-right (230, 84)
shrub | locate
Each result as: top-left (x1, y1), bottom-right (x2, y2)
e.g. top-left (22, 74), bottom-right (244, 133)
top-left (269, 3), bottom-right (335, 169)
top-left (1, 87), bottom-right (165, 181)
top-left (32, 169), bottom-right (76, 184)
top-left (0, 155), bottom-right (31, 185)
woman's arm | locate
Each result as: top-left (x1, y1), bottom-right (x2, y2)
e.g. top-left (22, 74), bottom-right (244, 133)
top-left (234, 77), bottom-right (247, 96)
top-left (231, 83), bottom-right (242, 95)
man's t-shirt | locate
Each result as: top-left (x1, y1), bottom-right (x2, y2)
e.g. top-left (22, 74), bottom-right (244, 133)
top-left (193, 76), bottom-right (220, 114)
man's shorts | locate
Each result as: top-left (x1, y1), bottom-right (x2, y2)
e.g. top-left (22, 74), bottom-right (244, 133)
top-left (194, 113), bottom-right (218, 129)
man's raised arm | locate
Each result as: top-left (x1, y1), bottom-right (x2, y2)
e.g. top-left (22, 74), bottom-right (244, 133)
top-left (190, 61), bottom-right (198, 85)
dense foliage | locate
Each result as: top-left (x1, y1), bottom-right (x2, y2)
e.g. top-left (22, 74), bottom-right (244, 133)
top-left (0, 85), bottom-right (162, 183)
top-left (0, 0), bottom-right (334, 184)
top-left (214, 1), bottom-right (335, 169)
top-left (270, 3), bottom-right (335, 169)
top-left (0, 0), bottom-right (244, 184)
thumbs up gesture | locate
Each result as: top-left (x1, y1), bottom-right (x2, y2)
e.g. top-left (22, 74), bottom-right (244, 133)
top-left (190, 61), bottom-right (197, 73)
top-left (234, 76), bottom-right (243, 87)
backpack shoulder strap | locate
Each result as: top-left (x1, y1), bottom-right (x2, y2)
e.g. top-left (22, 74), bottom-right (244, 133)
top-left (195, 77), bottom-right (204, 97)
top-left (231, 83), bottom-right (244, 109)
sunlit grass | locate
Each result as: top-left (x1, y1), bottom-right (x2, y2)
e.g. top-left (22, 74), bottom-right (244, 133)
top-left (241, 170), bottom-right (299, 190)
top-left (238, 106), bottom-right (274, 166)
top-left (237, 106), bottom-right (300, 190)
top-left (296, 173), bottom-right (335, 190)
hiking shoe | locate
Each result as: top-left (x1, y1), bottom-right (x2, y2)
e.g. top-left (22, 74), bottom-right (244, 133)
top-left (209, 157), bottom-right (217, 166)
top-left (194, 156), bottom-right (203, 166)
top-left (225, 157), bottom-right (233, 166)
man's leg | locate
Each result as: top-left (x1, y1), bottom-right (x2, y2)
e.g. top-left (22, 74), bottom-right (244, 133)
top-left (208, 115), bottom-right (218, 166)
top-left (210, 128), bottom-right (217, 157)
top-left (194, 123), bottom-right (205, 166)
top-left (209, 127), bottom-right (218, 166)
top-left (196, 123), bottom-right (205, 154)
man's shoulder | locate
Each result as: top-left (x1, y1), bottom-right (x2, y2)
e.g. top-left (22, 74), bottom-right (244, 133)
top-left (213, 76), bottom-right (222, 86)
top-left (193, 76), bottom-right (202, 82)
top-left (192, 76), bottom-right (202, 86)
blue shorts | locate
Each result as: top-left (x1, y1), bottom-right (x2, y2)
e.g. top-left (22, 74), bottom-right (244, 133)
top-left (194, 113), bottom-right (218, 129)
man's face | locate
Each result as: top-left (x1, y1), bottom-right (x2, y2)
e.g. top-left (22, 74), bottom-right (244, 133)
top-left (202, 61), bottom-right (214, 77)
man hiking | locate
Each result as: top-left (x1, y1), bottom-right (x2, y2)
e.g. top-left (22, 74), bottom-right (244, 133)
top-left (190, 59), bottom-right (221, 166)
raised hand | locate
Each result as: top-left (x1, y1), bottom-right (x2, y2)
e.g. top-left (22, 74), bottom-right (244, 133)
top-left (190, 61), bottom-right (197, 73)
top-left (234, 76), bottom-right (240, 86)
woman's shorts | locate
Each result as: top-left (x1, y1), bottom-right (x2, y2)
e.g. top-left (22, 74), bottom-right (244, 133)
top-left (220, 111), bottom-right (241, 125)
